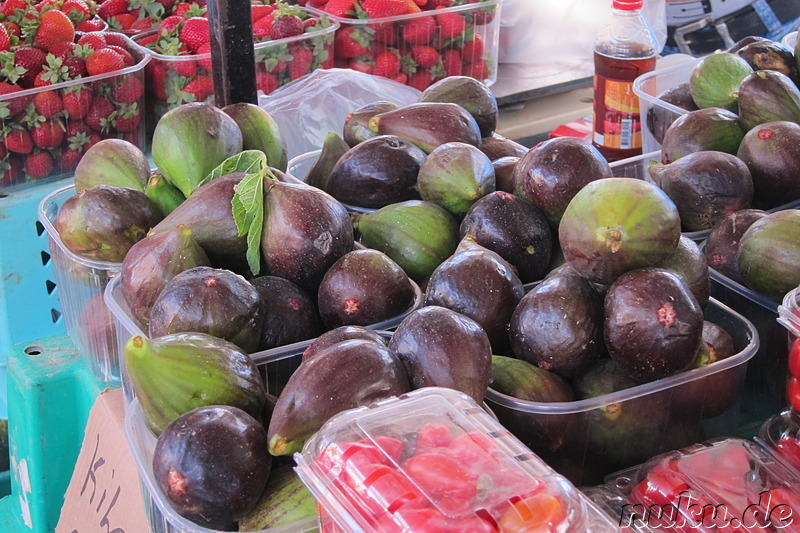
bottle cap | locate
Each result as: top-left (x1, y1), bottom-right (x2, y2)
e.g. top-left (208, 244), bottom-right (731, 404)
top-left (613, 0), bottom-right (643, 10)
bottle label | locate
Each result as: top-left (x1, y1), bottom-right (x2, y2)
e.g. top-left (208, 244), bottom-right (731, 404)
top-left (592, 74), bottom-right (642, 151)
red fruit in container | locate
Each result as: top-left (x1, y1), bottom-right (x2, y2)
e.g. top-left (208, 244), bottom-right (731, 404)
top-left (0, 0), bottom-right (26, 18)
top-left (270, 14), bottom-right (304, 39)
top-left (182, 75), bottom-right (214, 102)
top-left (64, 56), bottom-right (87, 78)
top-left (403, 16), bottom-right (435, 44)
top-left (24, 151), bottom-right (54, 179)
top-left (255, 70), bottom-right (278, 94)
top-left (251, 4), bottom-right (276, 22)
top-left (465, 60), bottom-right (489, 81)
top-left (111, 13), bottom-right (137, 30)
top-left (66, 120), bottom-right (92, 139)
top-left (32, 120), bottom-right (65, 149)
top-left (789, 339), bottom-right (800, 379)
top-left (464, 0), bottom-right (495, 25)
top-left (14, 46), bottom-right (47, 87)
top-left (137, 33), bottom-right (158, 48)
top-left (76, 18), bottom-right (107, 32)
top-left (0, 82), bottom-right (30, 116)
top-left (407, 69), bottom-right (434, 90)
top-left (98, 0), bottom-right (129, 20)
top-left (50, 41), bottom-right (76, 61)
top-left (130, 17), bottom-right (158, 32)
top-left (33, 91), bottom-right (64, 118)
top-left (288, 46), bottom-right (314, 80)
top-left (170, 58), bottom-right (197, 78)
top-left (435, 6), bottom-right (465, 39)
top-left (63, 87), bottom-right (93, 118)
top-left (0, 23), bottom-right (10, 52)
top-left (4, 129), bottom-right (33, 154)
top-left (62, 0), bottom-right (91, 23)
top-left (442, 49), bottom-right (462, 76)
top-left (107, 45), bottom-right (135, 66)
top-left (325, 0), bottom-right (356, 18)
top-left (373, 49), bottom-right (401, 78)
top-left (86, 48), bottom-right (126, 75)
top-left (0, 155), bottom-right (23, 185)
top-left (411, 45), bottom-right (439, 68)
top-left (196, 42), bottom-right (213, 71)
top-left (157, 15), bottom-right (182, 36)
top-left (59, 147), bottom-right (84, 173)
top-left (362, 0), bottom-right (411, 18)
top-left (112, 77), bottom-right (145, 103)
top-left (180, 17), bottom-right (210, 52)
top-left (253, 14), bottom-right (275, 40)
top-left (348, 58), bottom-right (374, 74)
top-left (114, 105), bottom-right (142, 132)
top-left (77, 32), bottom-right (108, 51)
top-left (336, 26), bottom-right (372, 58)
top-left (461, 36), bottom-right (484, 64)
top-left (85, 97), bottom-right (115, 131)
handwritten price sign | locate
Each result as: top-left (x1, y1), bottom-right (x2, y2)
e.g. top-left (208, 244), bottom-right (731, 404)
top-left (57, 389), bottom-right (149, 533)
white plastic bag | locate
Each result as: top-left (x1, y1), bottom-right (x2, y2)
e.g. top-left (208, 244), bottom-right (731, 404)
top-left (259, 68), bottom-right (421, 161)
top-left (498, 0), bottom-right (667, 65)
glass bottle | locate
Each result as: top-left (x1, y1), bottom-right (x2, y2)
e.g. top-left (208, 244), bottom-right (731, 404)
top-left (592, 0), bottom-right (658, 162)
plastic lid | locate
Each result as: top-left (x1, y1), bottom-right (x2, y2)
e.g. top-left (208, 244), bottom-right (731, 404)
top-left (613, 0), bottom-right (643, 9)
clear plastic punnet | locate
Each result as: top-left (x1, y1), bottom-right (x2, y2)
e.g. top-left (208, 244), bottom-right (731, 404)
top-left (38, 184), bottom-right (122, 383)
top-left (294, 386), bottom-right (618, 533)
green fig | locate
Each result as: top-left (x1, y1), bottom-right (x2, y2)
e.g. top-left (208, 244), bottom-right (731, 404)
top-left (222, 102), bottom-right (288, 172)
top-left (304, 132), bottom-right (350, 189)
top-left (144, 173), bottom-right (185, 217)
top-left (73, 138), bottom-right (151, 192)
top-left (369, 102), bottom-right (482, 153)
top-left (417, 142), bottom-right (495, 217)
top-left (418, 76), bottom-right (498, 137)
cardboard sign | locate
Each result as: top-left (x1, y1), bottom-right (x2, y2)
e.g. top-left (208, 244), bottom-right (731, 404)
top-left (57, 388), bottom-right (149, 533)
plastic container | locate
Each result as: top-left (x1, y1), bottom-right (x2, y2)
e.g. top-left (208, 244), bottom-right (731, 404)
top-left (0, 35), bottom-right (149, 192)
top-left (632, 57), bottom-right (698, 154)
top-left (287, 149), bottom-right (373, 214)
top-left (778, 286), bottom-right (800, 344)
top-left (318, 0), bottom-right (502, 91)
top-left (294, 386), bottom-right (618, 533)
top-left (485, 297), bottom-right (759, 487)
top-left (600, 438), bottom-right (800, 532)
top-left (131, 10), bottom-right (338, 133)
top-left (104, 271), bottom-right (423, 400)
top-left (783, 31), bottom-right (797, 50)
top-left (37, 185), bottom-right (122, 383)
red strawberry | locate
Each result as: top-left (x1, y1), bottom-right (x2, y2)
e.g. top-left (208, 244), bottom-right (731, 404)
top-left (25, 151), bottom-right (54, 179)
top-left (77, 32), bottom-right (107, 51)
top-left (461, 36), bottom-right (484, 64)
top-left (33, 91), bottom-right (63, 118)
top-left (112, 77), bottom-right (144, 103)
top-left (464, 0), bottom-right (495, 25)
top-left (402, 15), bottom-right (435, 44)
top-left (66, 120), bottom-right (92, 138)
top-left (182, 75), bottom-right (214, 101)
top-left (362, 0), bottom-right (411, 18)
top-left (107, 45), bottom-right (135, 66)
top-left (348, 58), bottom-right (373, 74)
top-left (302, 17), bottom-right (319, 30)
top-left (428, 0), bottom-right (454, 7)
top-left (371, 22), bottom-right (398, 44)
top-left (435, 6), bottom-right (465, 39)
top-left (171, 58), bottom-right (197, 77)
top-left (255, 70), bottom-right (278, 94)
top-left (324, 0), bottom-right (356, 18)
top-left (0, 155), bottom-right (23, 185)
top-left (32, 119), bottom-right (65, 148)
top-left (4, 129), bottom-right (33, 154)
top-left (59, 147), bottom-right (84, 172)
top-left (64, 56), bottom-right (86, 78)
top-left (407, 69), bottom-right (433, 90)
top-left (86, 48), bottom-right (126, 76)
top-left (0, 23), bottom-right (10, 52)
top-left (392, 72), bottom-right (408, 84)
top-left (288, 46), bottom-right (314, 80)
top-left (85, 97), bottom-right (115, 131)
top-left (111, 13), bottom-right (137, 30)
top-left (373, 49), bottom-right (400, 78)
top-left (63, 88), bottom-right (93, 118)
top-left (15, 47), bottom-right (48, 87)
top-left (335, 26), bottom-right (372, 58)
top-left (442, 48), bottom-right (462, 76)
top-left (2, 21), bottom-right (20, 40)
top-left (114, 104), bottom-right (141, 132)
top-left (0, 0), bottom-right (26, 18)
top-left (157, 15), bottom-right (183, 36)
top-left (195, 42), bottom-right (213, 71)
top-left (50, 42), bottom-right (77, 61)
top-left (150, 63), bottom-right (168, 101)
top-left (75, 18), bottom-right (108, 32)
top-left (411, 45), bottom-right (439, 68)
top-left (86, 131), bottom-right (103, 150)
top-left (103, 33), bottom-right (130, 48)
top-left (179, 17), bottom-right (209, 53)
top-left (464, 59), bottom-right (489, 81)
top-left (61, 0), bottom-right (91, 24)
top-left (130, 17), bottom-right (157, 31)
top-left (253, 14), bottom-right (275, 40)
top-left (252, 4), bottom-right (276, 22)
top-left (98, 0), bottom-right (129, 20)
top-left (136, 34), bottom-right (158, 48)
top-left (0, 144), bottom-right (5, 159)
top-left (271, 14), bottom-right (304, 40)
top-left (0, 82), bottom-right (30, 116)
top-left (36, 0), bottom-right (59, 13)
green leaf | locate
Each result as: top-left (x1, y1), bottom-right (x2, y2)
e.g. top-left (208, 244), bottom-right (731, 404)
top-left (200, 150), bottom-right (268, 188)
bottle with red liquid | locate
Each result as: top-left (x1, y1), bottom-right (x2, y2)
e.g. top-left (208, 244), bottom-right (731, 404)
top-left (592, 0), bottom-right (658, 162)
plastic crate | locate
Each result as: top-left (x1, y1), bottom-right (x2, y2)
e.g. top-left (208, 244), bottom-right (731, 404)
top-left (484, 297), bottom-right (758, 487)
top-left (317, 0), bottom-right (502, 91)
top-left (295, 387), bottom-right (617, 533)
top-left (0, 35), bottom-right (149, 192)
top-left (104, 271), bottom-right (422, 402)
top-left (37, 185), bottom-right (122, 384)
top-left (131, 9), bottom-right (338, 135)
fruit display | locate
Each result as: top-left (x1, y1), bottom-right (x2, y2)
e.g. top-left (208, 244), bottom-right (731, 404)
top-left (308, 0), bottom-right (501, 91)
top-left (294, 387), bottom-right (618, 533)
top-left (131, 1), bottom-right (337, 131)
top-left (0, 1), bottom-right (148, 188)
top-left (96, 0), bottom-right (207, 35)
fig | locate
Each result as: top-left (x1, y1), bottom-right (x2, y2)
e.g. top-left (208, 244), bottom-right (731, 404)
top-left (304, 132), bottom-right (349, 190)
top-left (238, 464), bottom-right (317, 530)
top-left (369, 102), bottom-right (481, 153)
top-left (54, 185), bottom-right (161, 262)
top-left (121, 225), bottom-right (211, 323)
top-left (418, 76), bottom-right (498, 136)
top-left (737, 69), bottom-right (800, 131)
top-left (124, 333), bottom-right (266, 435)
top-left (479, 134), bottom-right (528, 161)
top-left (250, 276), bottom-right (324, 351)
top-left (646, 83), bottom-right (699, 145)
top-left (317, 249), bottom-right (417, 329)
top-left (149, 267), bottom-right (264, 353)
top-left (659, 107), bottom-right (745, 164)
top-left (301, 326), bottom-right (388, 361)
top-left (152, 102), bottom-right (243, 197)
top-left (73, 138), bottom-right (150, 192)
top-left (492, 156), bottom-right (518, 193)
top-left (736, 121), bottom-right (800, 209)
top-left (153, 405), bottom-right (271, 529)
top-left (656, 235), bottom-right (709, 308)
top-left (417, 142), bottom-right (495, 217)
top-left (343, 101), bottom-right (398, 147)
top-left (737, 209), bottom-right (800, 300)
top-left (703, 209), bottom-right (767, 282)
top-left (222, 102), bottom-right (287, 171)
top-left (688, 52), bottom-right (753, 111)
top-left (144, 172), bottom-right (185, 217)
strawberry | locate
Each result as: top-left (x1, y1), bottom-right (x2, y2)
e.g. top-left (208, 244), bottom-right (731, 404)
top-left (50, 41), bottom-right (76, 61)
top-left (76, 32), bottom-right (107, 51)
top-left (182, 75), bottom-right (213, 101)
top-left (36, 0), bottom-right (58, 13)
top-left (270, 14), bottom-right (304, 40)
top-left (104, 33), bottom-right (130, 48)
top-left (113, 103), bottom-right (141, 132)
top-left (0, 0), bottom-right (27, 18)
top-left (461, 36), bottom-right (484, 64)
top-left (112, 77), bottom-right (144, 103)
top-left (110, 13), bottom-right (137, 30)
top-left (372, 22), bottom-right (398, 45)
top-left (61, 0), bottom-right (91, 24)
top-left (149, 63), bottom-right (167, 101)
top-left (253, 14), bottom-right (275, 40)
top-left (107, 45), bottom-right (135, 66)
top-left (136, 34), bottom-right (158, 48)
top-left (373, 49), bottom-right (400, 78)
top-left (442, 48), bottom-right (462, 76)
top-left (2, 22), bottom-right (21, 40)
top-left (86, 131), bottom-right (103, 150)
top-left (157, 15), bottom-right (182, 36)
top-left (251, 3), bottom-right (276, 22)
top-left (179, 16), bottom-right (209, 53)
top-left (32, 119), bottom-right (65, 148)
top-left (195, 41), bottom-right (213, 71)
top-left (59, 147), bottom-right (84, 172)
top-left (130, 17), bottom-right (158, 32)
top-left (37, 55), bottom-right (70, 86)
top-left (324, 0), bottom-right (356, 18)
top-left (288, 46), bottom-right (313, 80)
top-left (0, 82), bottom-right (30, 116)
top-left (155, 0), bottom-right (176, 13)
top-left (33, 90), bottom-right (63, 118)
top-left (0, 23), bottom-right (10, 52)
top-left (64, 56), bottom-right (86, 78)
top-left (76, 18), bottom-right (108, 32)
top-left (402, 15), bottom-right (435, 44)
top-left (407, 69), bottom-right (432, 90)
top-left (86, 48), bottom-right (125, 75)
top-left (63, 88), bottom-right (92, 118)
top-left (348, 58), bottom-right (373, 74)
top-left (392, 72), bottom-right (408, 84)
top-left (0, 154), bottom-right (23, 185)
top-left (335, 26), bottom-right (372, 58)
top-left (435, 6), bottom-right (465, 39)
top-left (171, 57), bottom-right (197, 77)
top-left (25, 151), bottom-right (53, 179)
top-left (411, 45), bottom-right (439, 68)
top-left (98, 0), bottom-right (129, 20)
top-left (85, 97), bottom-right (115, 131)
top-left (4, 128), bottom-right (33, 154)
top-left (464, 0), bottom-right (495, 25)
top-left (361, 0), bottom-right (411, 18)
top-left (66, 119), bottom-right (92, 138)
top-left (255, 69), bottom-right (278, 94)
top-left (464, 59), bottom-right (489, 81)
top-left (428, 0), bottom-right (454, 7)
top-left (15, 46), bottom-right (47, 87)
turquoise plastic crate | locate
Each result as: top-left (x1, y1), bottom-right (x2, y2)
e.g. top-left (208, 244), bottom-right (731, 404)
top-left (0, 180), bottom-right (68, 366)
